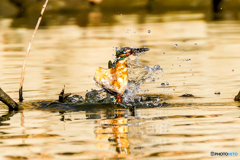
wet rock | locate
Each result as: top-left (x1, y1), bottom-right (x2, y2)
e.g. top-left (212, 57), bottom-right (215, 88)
top-left (64, 95), bottom-right (84, 104)
top-left (85, 89), bottom-right (109, 103)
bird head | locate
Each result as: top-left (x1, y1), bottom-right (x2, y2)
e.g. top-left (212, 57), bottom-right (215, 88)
top-left (116, 47), bottom-right (149, 60)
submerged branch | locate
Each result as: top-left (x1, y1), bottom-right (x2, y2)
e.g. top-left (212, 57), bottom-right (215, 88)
top-left (0, 88), bottom-right (19, 110)
top-left (19, 0), bottom-right (49, 102)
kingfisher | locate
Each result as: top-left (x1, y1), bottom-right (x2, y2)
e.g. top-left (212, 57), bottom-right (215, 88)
top-left (94, 47), bottom-right (149, 103)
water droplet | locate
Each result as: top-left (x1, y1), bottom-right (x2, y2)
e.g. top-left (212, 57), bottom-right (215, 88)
top-left (195, 43), bottom-right (197, 45)
top-left (186, 59), bottom-right (191, 62)
top-left (165, 81), bottom-right (169, 85)
top-left (153, 65), bottom-right (161, 71)
top-left (163, 52), bottom-right (165, 55)
top-left (182, 49), bottom-right (184, 52)
top-left (232, 69), bottom-right (234, 72)
top-left (152, 78), bottom-right (155, 83)
top-left (192, 73), bottom-right (194, 76)
top-left (173, 89), bottom-right (175, 91)
top-left (174, 44), bottom-right (178, 48)
top-left (141, 37), bottom-right (143, 40)
top-left (120, 14), bottom-right (122, 15)
top-left (161, 83), bottom-right (165, 87)
top-left (148, 30), bottom-right (151, 33)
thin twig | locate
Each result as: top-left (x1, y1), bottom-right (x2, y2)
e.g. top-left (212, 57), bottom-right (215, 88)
top-left (19, 0), bottom-right (49, 102)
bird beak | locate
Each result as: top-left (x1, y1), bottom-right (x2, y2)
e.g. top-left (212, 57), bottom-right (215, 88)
top-left (131, 48), bottom-right (149, 56)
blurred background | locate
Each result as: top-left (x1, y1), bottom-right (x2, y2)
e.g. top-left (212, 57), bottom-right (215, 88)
top-left (1, 0), bottom-right (240, 27)
top-left (1, 0), bottom-right (240, 103)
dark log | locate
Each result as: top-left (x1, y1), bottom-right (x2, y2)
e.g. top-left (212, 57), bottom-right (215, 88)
top-left (0, 88), bottom-right (19, 110)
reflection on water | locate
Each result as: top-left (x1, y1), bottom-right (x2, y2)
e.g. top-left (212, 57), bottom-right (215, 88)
top-left (0, 106), bottom-right (240, 159)
top-left (94, 109), bottom-right (130, 156)
top-left (1, 0), bottom-right (240, 159)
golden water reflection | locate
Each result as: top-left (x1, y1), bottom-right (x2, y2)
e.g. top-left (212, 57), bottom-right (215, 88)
top-left (94, 109), bottom-right (130, 156)
top-left (1, 105), bottom-right (240, 159)
top-left (1, 2), bottom-right (240, 159)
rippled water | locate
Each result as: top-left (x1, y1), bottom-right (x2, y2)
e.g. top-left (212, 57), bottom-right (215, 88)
top-left (1, 2), bottom-right (240, 159)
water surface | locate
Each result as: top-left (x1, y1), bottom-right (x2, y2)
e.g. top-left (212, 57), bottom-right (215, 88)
top-left (1, 3), bottom-right (240, 159)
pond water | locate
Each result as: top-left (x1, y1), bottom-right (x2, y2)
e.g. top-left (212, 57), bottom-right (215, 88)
top-left (1, 2), bottom-right (240, 159)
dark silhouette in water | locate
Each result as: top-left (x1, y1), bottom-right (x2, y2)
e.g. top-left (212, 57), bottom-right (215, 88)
top-left (0, 111), bottom-right (18, 126)
top-left (213, 0), bottom-right (222, 13)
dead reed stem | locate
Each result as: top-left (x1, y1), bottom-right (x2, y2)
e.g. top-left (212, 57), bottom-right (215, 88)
top-left (19, 0), bottom-right (49, 102)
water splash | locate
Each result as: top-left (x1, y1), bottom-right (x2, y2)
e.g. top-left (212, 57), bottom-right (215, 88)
top-left (122, 57), bottom-right (163, 103)
top-left (78, 47), bottom-right (164, 107)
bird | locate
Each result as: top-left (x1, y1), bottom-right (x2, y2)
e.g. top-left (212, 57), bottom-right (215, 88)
top-left (94, 47), bottom-right (149, 102)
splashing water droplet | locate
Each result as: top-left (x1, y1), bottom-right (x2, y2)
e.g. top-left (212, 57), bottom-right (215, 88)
top-left (152, 78), bottom-right (155, 83)
top-left (148, 30), bottom-right (151, 33)
top-left (186, 59), bottom-right (191, 62)
top-left (174, 44), bottom-right (178, 48)
top-left (153, 65), bottom-right (161, 71)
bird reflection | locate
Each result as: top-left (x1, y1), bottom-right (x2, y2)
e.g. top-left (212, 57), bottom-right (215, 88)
top-left (94, 109), bottom-right (130, 156)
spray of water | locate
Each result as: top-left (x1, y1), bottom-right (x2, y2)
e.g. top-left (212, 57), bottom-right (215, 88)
top-left (122, 56), bottom-right (163, 103)
top-left (61, 48), bottom-right (164, 107)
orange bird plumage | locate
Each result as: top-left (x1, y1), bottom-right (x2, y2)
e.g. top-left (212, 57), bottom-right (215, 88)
top-left (94, 47), bottom-right (149, 102)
